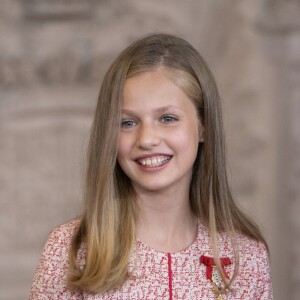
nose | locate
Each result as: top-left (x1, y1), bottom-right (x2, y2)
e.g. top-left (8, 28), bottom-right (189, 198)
top-left (136, 123), bottom-right (161, 149)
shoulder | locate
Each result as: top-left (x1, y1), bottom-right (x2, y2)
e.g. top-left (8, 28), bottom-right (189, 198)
top-left (231, 234), bottom-right (273, 298)
top-left (218, 230), bottom-right (270, 270)
top-left (35, 217), bottom-right (83, 278)
top-left (51, 217), bottom-right (81, 238)
top-left (48, 218), bottom-right (81, 243)
top-left (235, 234), bottom-right (271, 277)
top-left (30, 218), bottom-right (83, 299)
top-left (200, 223), bottom-right (271, 278)
top-left (236, 233), bottom-right (269, 264)
top-left (218, 231), bottom-right (273, 298)
top-left (42, 217), bottom-right (81, 255)
top-left (239, 236), bottom-right (271, 287)
top-left (197, 221), bottom-right (269, 260)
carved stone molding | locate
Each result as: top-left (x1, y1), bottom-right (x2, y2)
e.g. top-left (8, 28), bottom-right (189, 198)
top-left (0, 50), bottom-right (113, 86)
top-left (23, 0), bottom-right (95, 20)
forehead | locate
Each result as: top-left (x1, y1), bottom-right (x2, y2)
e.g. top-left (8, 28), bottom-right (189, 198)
top-left (122, 69), bottom-right (198, 118)
top-left (127, 66), bottom-right (187, 84)
top-left (124, 69), bottom-right (188, 101)
top-left (126, 66), bottom-right (200, 104)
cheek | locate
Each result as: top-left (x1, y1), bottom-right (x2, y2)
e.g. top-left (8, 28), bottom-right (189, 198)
top-left (117, 136), bottom-right (127, 161)
top-left (117, 134), bottom-right (136, 167)
top-left (171, 124), bottom-right (199, 153)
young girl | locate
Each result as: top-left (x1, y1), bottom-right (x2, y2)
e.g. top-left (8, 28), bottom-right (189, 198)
top-left (30, 33), bottom-right (273, 299)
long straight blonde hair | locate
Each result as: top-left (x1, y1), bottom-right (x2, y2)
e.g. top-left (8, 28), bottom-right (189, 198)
top-left (67, 33), bottom-right (268, 293)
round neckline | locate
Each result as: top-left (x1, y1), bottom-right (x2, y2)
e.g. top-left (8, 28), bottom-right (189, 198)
top-left (135, 219), bottom-right (203, 256)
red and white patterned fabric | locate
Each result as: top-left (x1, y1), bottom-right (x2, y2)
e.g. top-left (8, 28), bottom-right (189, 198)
top-left (30, 219), bottom-right (273, 299)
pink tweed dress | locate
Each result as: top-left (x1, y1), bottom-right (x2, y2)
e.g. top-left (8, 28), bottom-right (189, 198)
top-left (30, 219), bottom-right (273, 299)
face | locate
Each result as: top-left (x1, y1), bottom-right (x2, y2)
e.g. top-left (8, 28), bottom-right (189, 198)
top-left (117, 69), bottom-right (204, 196)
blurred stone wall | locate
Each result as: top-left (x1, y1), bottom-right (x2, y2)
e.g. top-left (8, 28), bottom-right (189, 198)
top-left (0, 0), bottom-right (299, 299)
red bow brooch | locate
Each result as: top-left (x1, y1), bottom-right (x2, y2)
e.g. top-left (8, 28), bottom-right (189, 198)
top-left (200, 255), bottom-right (232, 299)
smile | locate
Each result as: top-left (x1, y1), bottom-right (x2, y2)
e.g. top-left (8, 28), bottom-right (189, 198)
top-left (136, 155), bottom-right (172, 167)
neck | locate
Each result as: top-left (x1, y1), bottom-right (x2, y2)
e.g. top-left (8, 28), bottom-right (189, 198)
top-left (134, 189), bottom-right (198, 253)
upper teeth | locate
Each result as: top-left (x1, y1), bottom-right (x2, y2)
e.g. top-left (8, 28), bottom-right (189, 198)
top-left (139, 156), bottom-right (170, 167)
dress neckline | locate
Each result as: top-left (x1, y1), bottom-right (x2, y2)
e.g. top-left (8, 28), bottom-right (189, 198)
top-left (135, 219), bottom-right (204, 256)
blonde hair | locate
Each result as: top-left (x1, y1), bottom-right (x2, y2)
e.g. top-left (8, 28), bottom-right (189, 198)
top-left (68, 33), bottom-right (268, 293)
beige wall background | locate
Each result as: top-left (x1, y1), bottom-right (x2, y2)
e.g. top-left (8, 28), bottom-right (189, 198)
top-left (1, 0), bottom-right (299, 299)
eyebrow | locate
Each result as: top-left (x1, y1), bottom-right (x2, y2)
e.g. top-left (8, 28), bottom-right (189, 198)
top-left (121, 105), bottom-right (183, 115)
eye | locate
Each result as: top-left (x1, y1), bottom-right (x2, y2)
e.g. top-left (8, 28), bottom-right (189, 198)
top-left (121, 119), bottom-right (137, 128)
top-left (161, 115), bottom-right (178, 123)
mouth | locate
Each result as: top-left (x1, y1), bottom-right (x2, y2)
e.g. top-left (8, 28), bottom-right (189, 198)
top-left (135, 155), bottom-right (172, 167)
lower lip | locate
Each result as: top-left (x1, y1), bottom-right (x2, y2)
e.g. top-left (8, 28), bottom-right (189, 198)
top-left (136, 158), bottom-right (172, 172)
